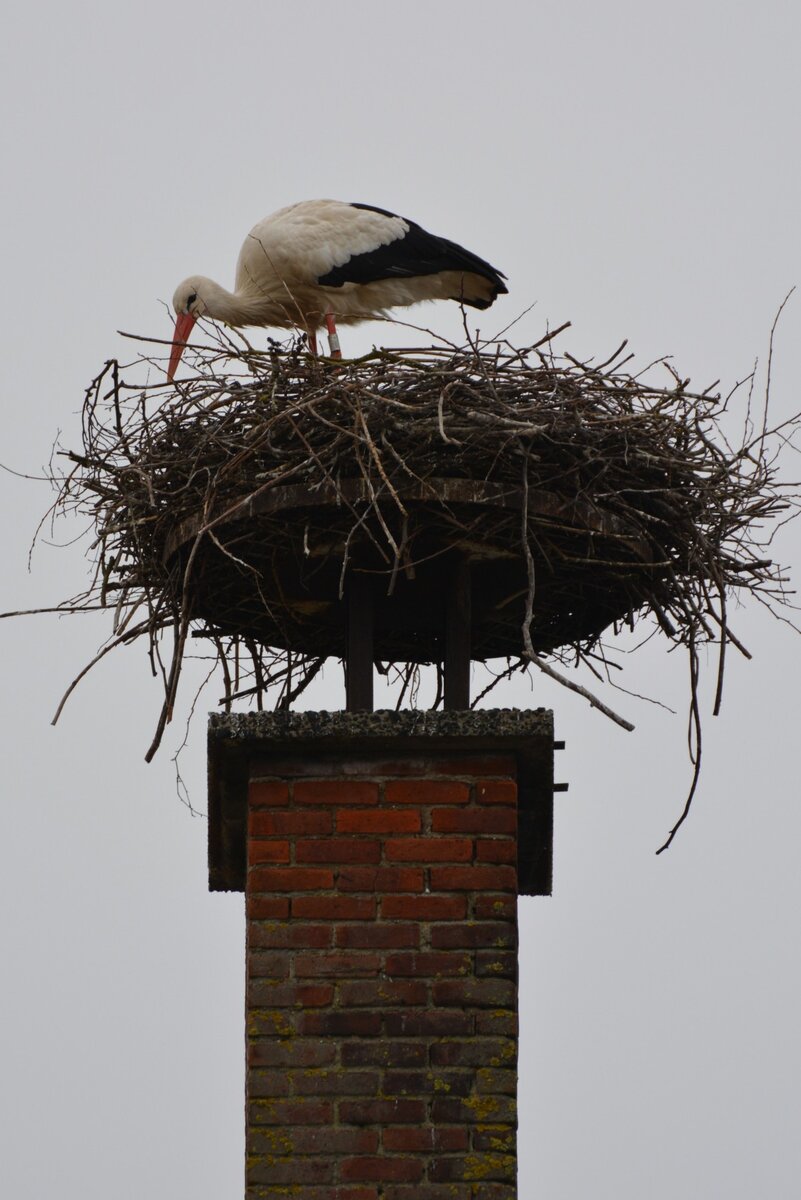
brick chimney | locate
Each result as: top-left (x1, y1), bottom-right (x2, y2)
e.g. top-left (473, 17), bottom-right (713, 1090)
top-left (208, 709), bottom-right (554, 1199)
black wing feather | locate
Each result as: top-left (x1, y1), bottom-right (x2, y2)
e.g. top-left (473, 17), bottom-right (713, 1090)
top-left (316, 202), bottom-right (508, 308)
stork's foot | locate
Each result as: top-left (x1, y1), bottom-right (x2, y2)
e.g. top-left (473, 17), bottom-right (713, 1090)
top-left (325, 312), bottom-right (342, 360)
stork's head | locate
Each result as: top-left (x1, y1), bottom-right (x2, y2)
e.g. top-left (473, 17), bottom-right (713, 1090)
top-left (167, 277), bottom-right (209, 381)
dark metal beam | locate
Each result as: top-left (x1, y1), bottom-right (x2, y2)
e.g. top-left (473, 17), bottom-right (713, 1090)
top-left (345, 572), bottom-right (374, 712)
top-left (444, 556), bottom-right (471, 711)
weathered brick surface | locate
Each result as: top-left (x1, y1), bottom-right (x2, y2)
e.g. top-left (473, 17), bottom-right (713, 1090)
top-left (247, 837), bottom-right (290, 864)
top-left (341, 1041), bottom-right (427, 1068)
top-left (337, 980), bottom-right (427, 1007)
top-left (245, 752), bottom-right (519, 1194)
top-left (385, 836), bottom-right (473, 862)
top-left (335, 923), bottom-right (420, 949)
top-left (381, 894), bottom-right (467, 921)
top-left (385, 780), bottom-right (471, 806)
top-left (295, 780), bottom-right (379, 806)
top-left (337, 808), bottom-right (421, 834)
top-left (432, 808), bottom-right (518, 834)
top-left (476, 780), bottom-right (518, 806)
top-left (338, 865), bottom-right (424, 893)
top-left (250, 808), bottom-right (333, 836)
top-left (246, 896), bottom-right (290, 920)
top-left (298, 837), bottom-right (382, 864)
top-left (473, 894), bottom-right (516, 921)
top-left (250, 865), bottom-right (334, 891)
top-left (293, 895), bottom-right (376, 920)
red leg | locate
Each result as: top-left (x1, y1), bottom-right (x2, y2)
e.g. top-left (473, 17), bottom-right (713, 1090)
top-left (307, 328), bottom-right (318, 355)
top-left (325, 312), bottom-right (342, 360)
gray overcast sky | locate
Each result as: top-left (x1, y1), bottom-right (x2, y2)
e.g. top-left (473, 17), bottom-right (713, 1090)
top-left (2, 1), bottom-right (800, 1196)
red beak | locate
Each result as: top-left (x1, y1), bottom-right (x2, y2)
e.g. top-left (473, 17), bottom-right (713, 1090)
top-left (167, 311), bottom-right (197, 381)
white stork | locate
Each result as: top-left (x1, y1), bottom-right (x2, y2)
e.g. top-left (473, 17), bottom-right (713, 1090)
top-left (167, 199), bottom-right (507, 379)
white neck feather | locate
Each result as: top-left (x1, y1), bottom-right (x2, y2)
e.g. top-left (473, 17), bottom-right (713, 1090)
top-left (195, 277), bottom-right (269, 327)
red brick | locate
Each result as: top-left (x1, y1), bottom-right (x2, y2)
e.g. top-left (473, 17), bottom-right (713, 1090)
top-left (476, 839), bottom-right (516, 863)
top-left (429, 866), bottom-right (516, 892)
top-left (297, 838), bottom-right (381, 864)
top-left (474, 1068), bottom-right (517, 1095)
top-left (384, 781), bottom-right (470, 805)
top-left (429, 1154), bottom-right (515, 1183)
top-left (385, 837), bottom-right (473, 863)
top-left (252, 1127), bottom-right (378, 1155)
top-left (382, 1071), bottom-right (472, 1097)
top-left (247, 984), bottom-right (293, 1012)
top-left (248, 1069), bottom-right (291, 1097)
top-left (249, 1098), bottom-right (333, 1125)
top-left (250, 810), bottom-right (332, 836)
top-left (247, 1039), bottom-right (335, 1067)
top-left (337, 809), bottom-right (421, 834)
top-left (429, 1039), bottom-right (514, 1067)
top-left (472, 1127), bottom-right (515, 1151)
top-left (476, 951), bottom-right (517, 978)
top-left (430, 1096), bottom-right (516, 1124)
top-left (292, 895), bottom-right (376, 920)
top-left (247, 896), bottom-right (290, 919)
top-left (476, 1011), bottom-right (518, 1036)
top-left (341, 1156), bottom-right (423, 1183)
top-left (249, 867), bottom-right (334, 892)
top-left (300, 1011), bottom-right (382, 1037)
top-left (341, 1042), bottom-right (427, 1068)
top-left (473, 895), bottom-right (516, 920)
top-left (338, 867), bottom-right (424, 893)
top-left (244, 982), bottom-right (333, 1008)
top-left (295, 780), bottom-right (379, 806)
top-left (243, 753), bottom-right (521, 1194)
top-left (247, 1155), bottom-right (334, 1184)
top-left (384, 952), bottom-right (471, 978)
top-left (430, 923), bottom-right (515, 950)
top-left (381, 895), bottom-right (467, 921)
top-left (384, 1010), bottom-right (473, 1037)
top-left (383, 1127), bottom-right (468, 1152)
top-left (339, 1099), bottom-right (425, 1125)
top-left (335, 924), bottom-right (419, 950)
top-left (291, 1070), bottom-right (379, 1096)
top-left (431, 808), bottom-right (517, 834)
top-left (248, 781), bottom-right (290, 808)
top-left (476, 780), bottom-right (517, 805)
top-left (250, 923), bottom-right (331, 949)
top-left (432, 979), bottom-right (516, 1008)
top-left (295, 952), bottom-right (382, 978)
top-left (248, 839), bottom-right (291, 865)
top-left (338, 980), bottom-right (426, 1007)
top-left (381, 1187), bottom-right (471, 1200)
top-left (470, 1186), bottom-right (517, 1200)
top-left (245, 952), bottom-right (291, 979)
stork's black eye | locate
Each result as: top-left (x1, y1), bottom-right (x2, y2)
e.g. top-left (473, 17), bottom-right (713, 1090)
top-left (187, 292), bottom-right (197, 307)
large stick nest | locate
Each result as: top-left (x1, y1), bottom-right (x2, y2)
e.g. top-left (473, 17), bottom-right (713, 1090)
top-left (50, 324), bottom-right (797, 795)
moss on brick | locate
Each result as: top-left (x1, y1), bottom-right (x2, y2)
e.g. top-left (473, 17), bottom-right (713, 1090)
top-left (249, 1128), bottom-right (293, 1156)
top-left (247, 1009), bottom-right (295, 1039)
top-left (463, 1152), bottom-right (517, 1182)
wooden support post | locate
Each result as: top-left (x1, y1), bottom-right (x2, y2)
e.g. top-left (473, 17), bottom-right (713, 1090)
top-left (444, 556), bottom-right (471, 711)
top-left (345, 572), bottom-right (374, 712)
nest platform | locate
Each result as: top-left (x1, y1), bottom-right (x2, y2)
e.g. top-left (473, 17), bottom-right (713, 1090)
top-left (164, 473), bottom-right (653, 663)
